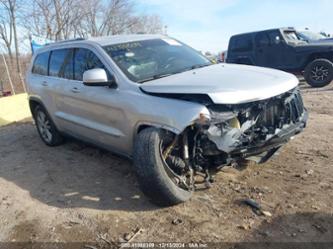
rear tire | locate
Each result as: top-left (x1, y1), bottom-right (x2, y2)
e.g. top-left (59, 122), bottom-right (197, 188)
top-left (133, 128), bottom-right (192, 206)
top-left (304, 59), bottom-right (333, 87)
top-left (33, 105), bottom-right (64, 146)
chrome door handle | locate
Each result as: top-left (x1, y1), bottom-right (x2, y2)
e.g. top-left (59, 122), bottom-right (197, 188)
top-left (71, 87), bottom-right (80, 93)
top-left (42, 81), bottom-right (48, 86)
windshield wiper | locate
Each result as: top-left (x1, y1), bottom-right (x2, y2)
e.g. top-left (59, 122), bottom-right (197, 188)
top-left (138, 63), bottom-right (212, 83)
top-left (138, 73), bottom-right (173, 83)
top-left (190, 63), bottom-right (212, 70)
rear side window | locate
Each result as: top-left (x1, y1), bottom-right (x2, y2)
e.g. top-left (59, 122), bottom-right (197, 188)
top-left (74, 48), bottom-right (108, 81)
top-left (49, 49), bottom-right (74, 79)
top-left (255, 32), bottom-right (270, 47)
top-left (32, 52), bottom-right (49, 75)
top-left (231, 36), bottom-right (253, 52)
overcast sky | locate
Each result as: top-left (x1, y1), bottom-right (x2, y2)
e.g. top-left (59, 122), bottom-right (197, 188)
top-left (137, 0), bottom-right (333, 53)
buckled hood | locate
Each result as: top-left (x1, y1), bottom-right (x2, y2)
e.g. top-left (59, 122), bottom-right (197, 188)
top-left (140, 63), bottom-right (299, 104)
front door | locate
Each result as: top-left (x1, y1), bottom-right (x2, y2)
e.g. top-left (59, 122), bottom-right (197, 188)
top-left (255, 31), bottom-right (296, 70)
top-left (54, 47), bottom-right (130, 154)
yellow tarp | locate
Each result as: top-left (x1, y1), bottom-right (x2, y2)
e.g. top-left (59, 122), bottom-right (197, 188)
top-left (0, 93), bottom-right (31, 126)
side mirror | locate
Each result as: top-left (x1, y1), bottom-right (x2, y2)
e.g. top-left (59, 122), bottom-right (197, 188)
top-left (83, 68), bottom-right (116, 87)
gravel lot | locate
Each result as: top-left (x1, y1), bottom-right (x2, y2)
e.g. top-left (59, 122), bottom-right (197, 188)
top-left (0, 84), bottom-right (332, 246)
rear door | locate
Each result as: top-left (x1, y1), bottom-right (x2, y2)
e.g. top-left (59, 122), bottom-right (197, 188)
top-left (45, 48), bottom-right (75, 129)
top-left (28, 51), bottom-right (54, 114)
top-left (254, 32), bottom-right (271, 66)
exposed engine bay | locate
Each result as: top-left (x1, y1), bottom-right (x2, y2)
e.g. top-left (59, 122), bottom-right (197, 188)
top-left (161, 87), bottom-right (308, 190)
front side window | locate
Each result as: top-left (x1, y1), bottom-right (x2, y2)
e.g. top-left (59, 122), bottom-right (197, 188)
top-left (32, 52), bottom-right (49, 75)
top-left (103, 38), bottom-right (211, 83)
top-left (49, 49), bottom-right (73, 79)
top-left (74, 48), bottom-right (108, 81)
top-left (267, 31), bottom-right (282, 45)
top-left (284, 31), bottom-right (300, 41)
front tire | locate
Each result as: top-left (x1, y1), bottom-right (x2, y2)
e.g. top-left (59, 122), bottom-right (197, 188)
top-left (133, 128), bottom-right (192, 206)
top-left (304, 59), bottom-right (333, 87)
top-left (33, 105), bottom-right (64, 146)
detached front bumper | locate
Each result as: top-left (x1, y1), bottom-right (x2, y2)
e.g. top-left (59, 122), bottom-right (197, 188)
top-left (230, 110), bottom-right (308, 163)
top-left (203, 88), bottom-right (308, 164)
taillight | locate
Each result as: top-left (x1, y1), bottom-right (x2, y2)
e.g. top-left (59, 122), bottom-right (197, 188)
top-left (221, 52), bottom-right (225, 62)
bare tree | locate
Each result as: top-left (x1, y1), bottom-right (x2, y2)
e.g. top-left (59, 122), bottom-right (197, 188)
top-left (24, 0), bottom-right (57, 39)
top-left (23, 0), bottom-right (163, 40)
top-left (73, 0), bottom-right (101, 37)
top-left (0, 0), bottom-right (20, 70)
top-left (130, 15), bottom-right (163, 34)
top-left (52, 0), bottom-right (85, 40)
top-left (80, 0), bottom-right (163, 36)
top-left (0, 0), bottom-right (25, 91)
top-left (0, 7), bottom-right (13, 63)
top-left (101, 0), bottom-right (136, 35)
top-left (23, 0), bottom-right (83, 40)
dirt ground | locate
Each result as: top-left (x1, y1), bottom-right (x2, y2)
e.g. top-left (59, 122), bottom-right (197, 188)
top-left (0, 84), bottom-right (332, 246)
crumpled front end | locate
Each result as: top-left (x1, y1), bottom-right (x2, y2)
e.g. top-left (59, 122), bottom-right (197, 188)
top-left (197, 87), bottom-right (307, 165)
top-left (142, 87), bottom-right (307, 191)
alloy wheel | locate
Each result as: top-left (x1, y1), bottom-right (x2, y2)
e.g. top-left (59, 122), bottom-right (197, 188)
top-left (36, 110), bottom-right (53, 143)
top-left (311, 65), bottom-right (329, 82)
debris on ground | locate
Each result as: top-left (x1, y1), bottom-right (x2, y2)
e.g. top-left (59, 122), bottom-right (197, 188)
top-left (243, 198), bottom-right (261, 210)
top-left (119, 228), bottom-right (144, 248)
top-left (172, 218), bottom-right (183, 225)
top-left (123, 233), bottom-right (132, 241)
top-left (261, 211), bottom-right (272, 217)
top-left (97, 233), bottom-right (113, 246)
top-left (84, 245), bottom-right (98, 249)
top-left (237, 224), bottom-right (251, 230)
top-left (242, 198), bottom-right (273, 217)
top-left (305, 169), bottom-right (314, 175)
top-left (312, 224), bottom-right (328, 234)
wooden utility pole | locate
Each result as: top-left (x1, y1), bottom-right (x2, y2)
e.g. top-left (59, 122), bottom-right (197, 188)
top-left (9, 0), bottom-right (26, 92)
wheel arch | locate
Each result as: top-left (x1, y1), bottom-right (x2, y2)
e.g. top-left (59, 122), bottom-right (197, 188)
top-left (29, 97), bottom-right (45, 118)
top-left (28, 97), bottom-right (58, 128)
top-left (305, 52), bottom-right (333, 68)
top-left (135, 122), bottom-right (181, 135)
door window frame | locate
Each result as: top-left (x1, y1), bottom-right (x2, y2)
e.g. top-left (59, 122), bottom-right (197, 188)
top-left (30, 44), bottom-right (119, 87)
top-left (31, 51), bottom-right (50, 76)
top-left (48, 48), bottom-right (75, 79)
top-left (73, 47), bottom-right (113, 82)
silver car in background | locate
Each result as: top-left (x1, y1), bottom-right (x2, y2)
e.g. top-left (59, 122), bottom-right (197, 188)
top-left (26, 35), bottom-right (308, 206)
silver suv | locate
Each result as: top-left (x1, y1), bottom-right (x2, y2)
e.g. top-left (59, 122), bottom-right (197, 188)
top-left (26, 35), bottom-right (308, 206)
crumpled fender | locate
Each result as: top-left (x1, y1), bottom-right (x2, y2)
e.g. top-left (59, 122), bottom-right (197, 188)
top-left (133, 94), bottom-right (210, 135)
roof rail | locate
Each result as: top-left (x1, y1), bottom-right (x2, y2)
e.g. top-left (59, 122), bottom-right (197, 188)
top-left (45, 37), bottom-right (85, 46)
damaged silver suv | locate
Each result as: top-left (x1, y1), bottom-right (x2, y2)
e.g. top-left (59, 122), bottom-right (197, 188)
top-left (26, 35), bottom-right (308, 206)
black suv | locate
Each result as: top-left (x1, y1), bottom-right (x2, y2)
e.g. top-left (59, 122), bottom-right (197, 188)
top-left (226, 27), bottom-right (333, 87)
